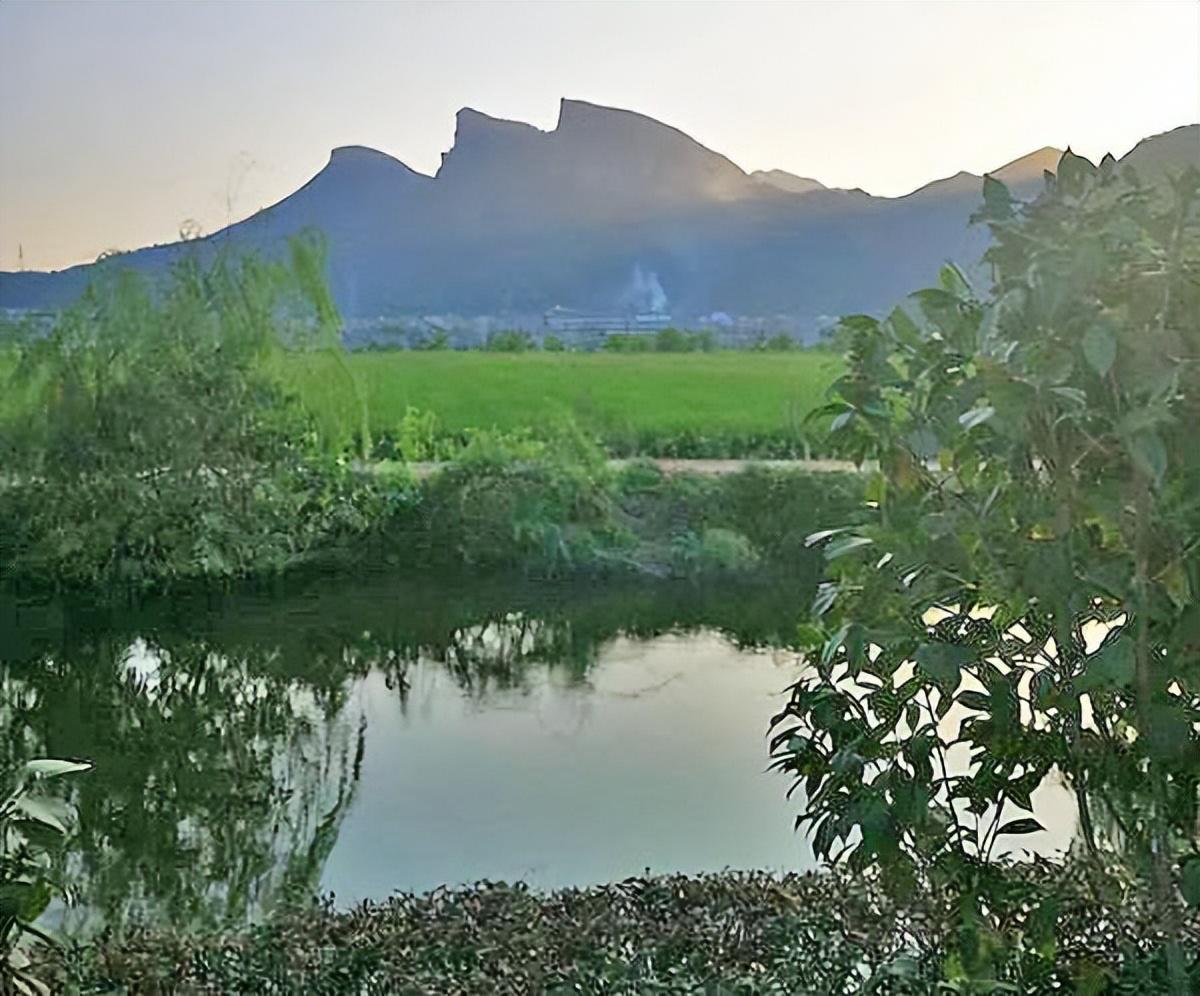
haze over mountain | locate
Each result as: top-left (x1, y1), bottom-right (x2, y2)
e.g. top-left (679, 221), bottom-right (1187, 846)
top-left (1, 101), bottom-right (1196, 335)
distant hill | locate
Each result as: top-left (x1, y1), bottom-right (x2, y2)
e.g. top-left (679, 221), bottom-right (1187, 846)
top-left (1, 103), bottom-right (1196, 335)
top-left (750, 169), bottom-right (827, 196)
top-left (1118, 124), bottom-right (1200, 183)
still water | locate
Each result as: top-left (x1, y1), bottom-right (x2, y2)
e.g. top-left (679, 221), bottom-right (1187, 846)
top-left (1, 573), bottom-right (815, 932)
top-left (325, 633), bottom-right (809, 899)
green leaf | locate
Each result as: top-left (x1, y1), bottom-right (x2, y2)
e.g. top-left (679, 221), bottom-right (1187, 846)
top-left (997, 817), bottom-right (1044, 836)
top-left (1049, 386), bottom-right (1088, 408)
top-left (1181, 857), bottom-right (1200, 908)
top-left (938, 263), bottom-right (972, 298)
top-left (22, 758), bottom-right (92, 780)
top-left (821, 624), bottom-right (851, 667)
top-left (958, 691), bottom-right (991, 712)
top-left (812, 583), bottom-right (838, 617)
top-left (1076, 636), bottom-right (1135, 692)
top-left (981, 174), bottom-right (1014, 220)
top-left (1128, 430), bottom-right (1168, 484)
top-left (958, 406), bottom-right (996, 431)
top-left (886, 306), bottom-right (922, 347)
top-left (1057, 148), bottom-right (1097, 196)
top-left (14, 795), bottom-right (72, 834)
top-left (0, 881), bottom-right (52, 923)
top-left (825, 536), bottom-right (874, 561)
top-left (1082, 323), bottom-right (1116, 377)
top-left (830, 410), bottom-right (855, 433)
top-left (914, 643), bottom-right (974, 684)
top-left (805, 527), bottom-right (851, 548)
top-left (906, 427), bottom-right (940, 459)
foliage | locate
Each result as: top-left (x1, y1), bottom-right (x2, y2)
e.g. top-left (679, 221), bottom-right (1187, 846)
top-left (0, 239), bottom-right (386, 590)
top-left (541, 334), bottom-right (567, 352)
top-left (412, 420), bottom-right (625, 575)
top-left (617, 463), bottom-right (864, 573)
top-left (754, 333), bottom-right (798, 352)
top-left (772, 156), bottom-right (1200, 988)
top-left (371, 407), bottom-right (457, 463)
top-left (33, 865), bottom-right (1199, 995)
top-left (484, 329), bottom-right (536, 353)
top-left (670, 527), bottom-right (761, 577)
top-left (602, 328), bottom-right (716, 353)
top-left (288, 233), bottom-right (372, 458)
top-left (1, 757), bottom-right (91, 995)
top-left (392, 442), bottom-right (862, 579)
top-left (601, 333), bottom-right (653, 353)
top-left (411, 329), bottom-right (450, 351)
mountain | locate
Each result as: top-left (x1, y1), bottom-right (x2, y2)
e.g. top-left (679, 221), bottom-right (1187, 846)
top-left (750, 169), bottom-right (826, 196)
top-left (1118, 124), bottom-right (1199, 183)
top-left (2, 102), bottom-right (1197, 336)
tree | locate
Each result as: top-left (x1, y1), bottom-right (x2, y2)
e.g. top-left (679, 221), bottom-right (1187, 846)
top-left (771, 155), bottom-right (1200, 989)
top-left (0, 235), bottom-right (378, 588)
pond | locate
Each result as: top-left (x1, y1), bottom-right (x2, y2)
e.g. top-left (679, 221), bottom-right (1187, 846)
top-left (0, 572), bottom-right (818, 934)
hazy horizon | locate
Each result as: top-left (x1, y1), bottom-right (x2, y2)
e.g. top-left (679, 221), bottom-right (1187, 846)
top-left (2, 0), bottom-right (1198, 272)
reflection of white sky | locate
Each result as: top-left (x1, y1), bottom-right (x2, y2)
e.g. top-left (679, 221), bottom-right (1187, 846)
top-left (323, 632), bottom-right (812, 899)
top-left (121, 638), bottom-right (162, 693)
top-left (792, 604), bottom-right (1138, 863)
top-left (2, 1), bottom-right (1197, 269)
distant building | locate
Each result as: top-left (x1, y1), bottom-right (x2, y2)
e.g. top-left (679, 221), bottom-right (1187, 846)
top-left (544, 306), bottom-right (672, 335)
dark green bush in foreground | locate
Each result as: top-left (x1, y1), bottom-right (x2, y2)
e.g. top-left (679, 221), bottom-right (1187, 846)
top-left (41, 864), bottom-right (1199, 995)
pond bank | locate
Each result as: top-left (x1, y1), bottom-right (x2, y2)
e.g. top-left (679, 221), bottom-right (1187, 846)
top-left (395, 456), bottom-right (868, 480)
top-left (0, 456), bottom-right (867, 594)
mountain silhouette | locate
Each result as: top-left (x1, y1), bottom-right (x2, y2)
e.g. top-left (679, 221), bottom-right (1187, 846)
top-left (1, 102), bottom-right (1195, 335)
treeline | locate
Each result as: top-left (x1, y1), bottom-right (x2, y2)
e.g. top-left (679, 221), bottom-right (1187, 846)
top-left (382, 326), bottom-right (808, 353)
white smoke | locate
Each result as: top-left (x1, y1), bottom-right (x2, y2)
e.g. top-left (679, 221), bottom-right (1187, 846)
top-left (623, 264), bottom-right (668, 314)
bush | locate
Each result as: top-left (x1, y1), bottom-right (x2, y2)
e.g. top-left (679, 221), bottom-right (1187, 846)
top-left (414, 420), bottom-right (622, 574)
top-left (412, 329), bottom-right (450, 351)
top-left (0, 240), bottom-right (387, 590)
top-left (670, 527), bottom-right (761, 577)
top-left (38, 865), bottom-right (1199, 995)
top-left (602, 333), bottom-right (653, 353)
top-left (484, 329), bottom-right (535, 352)
top-left (777, 158), bottom-right (1200, 991)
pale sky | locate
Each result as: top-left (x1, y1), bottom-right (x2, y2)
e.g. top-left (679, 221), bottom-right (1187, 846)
top-left (1, 0), bottom-right (1197, 272)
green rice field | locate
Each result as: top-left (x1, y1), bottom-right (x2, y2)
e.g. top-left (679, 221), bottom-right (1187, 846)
top-left (279, 350), bottom-right (843, 457)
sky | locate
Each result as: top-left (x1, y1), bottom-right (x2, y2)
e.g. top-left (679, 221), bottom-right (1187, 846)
top-left (1, 0), bottom-right (1198, 272)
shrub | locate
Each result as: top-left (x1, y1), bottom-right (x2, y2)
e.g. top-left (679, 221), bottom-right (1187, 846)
top-left (36, 865), bottom-right (1199, 995)
top-left (776, 156), bottom-right (1200, 990)
top-left (415, 420), bottom-right (621, 574)
top-left (602, 333), bottom-right (653, 353)
top-left (484, 330), bottom-right (535, 353)
top-left (670, 527), bottom-right (761, 577)
top-left (412, 329), bottom-right (450, 351)
top-left (0, 239), bottom-right (385, 590)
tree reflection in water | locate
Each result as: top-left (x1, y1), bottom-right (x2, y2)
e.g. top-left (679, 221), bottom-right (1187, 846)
top-left (0, 570), bottom-right (813, 933)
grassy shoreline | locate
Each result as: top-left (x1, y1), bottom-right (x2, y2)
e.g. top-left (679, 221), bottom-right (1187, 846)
top-left (1, 456), bottom-right (866, 595)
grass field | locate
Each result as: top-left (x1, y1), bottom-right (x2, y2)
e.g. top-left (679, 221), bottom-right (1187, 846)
top-left (279, 350), bottom-right (843, 457)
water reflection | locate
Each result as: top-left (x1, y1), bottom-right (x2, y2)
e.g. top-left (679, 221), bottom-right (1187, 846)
top-left (0, 572), bottom-right (814, 934)
top-left (326, 634), bottom-right (809, 899)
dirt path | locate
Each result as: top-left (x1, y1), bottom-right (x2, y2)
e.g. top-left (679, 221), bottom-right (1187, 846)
top-left (399, 457), bottom-right (865, 479)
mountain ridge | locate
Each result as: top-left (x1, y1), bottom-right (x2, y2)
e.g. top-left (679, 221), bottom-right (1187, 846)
top-left (2, 105), bottom-right (1196, 336)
